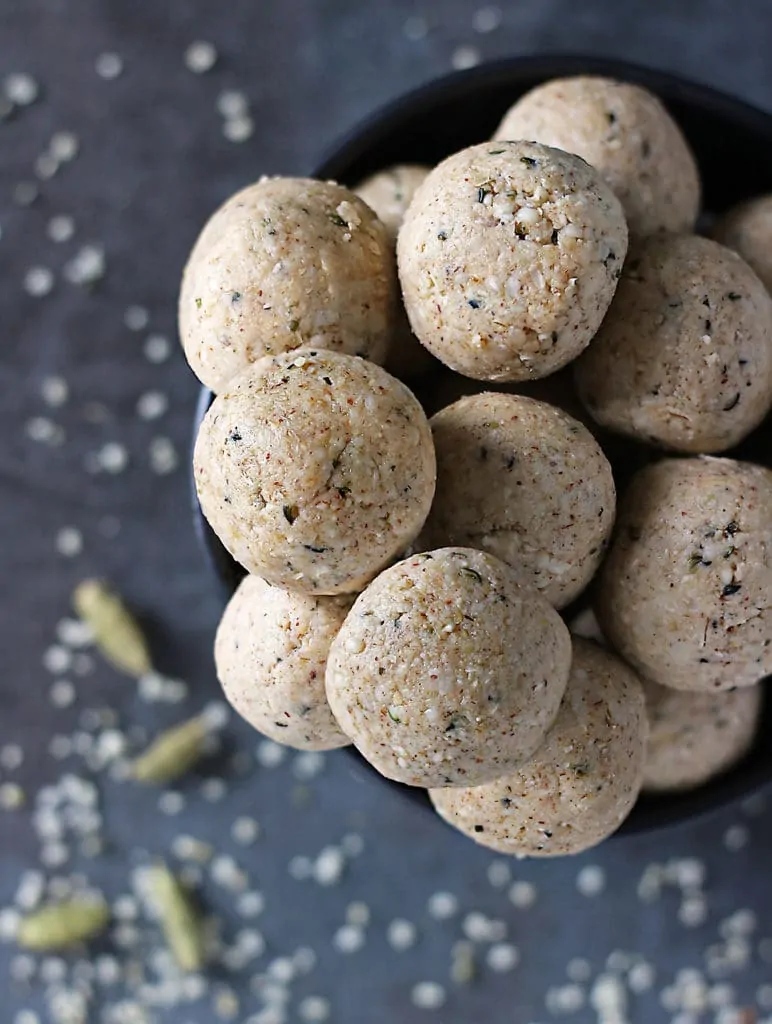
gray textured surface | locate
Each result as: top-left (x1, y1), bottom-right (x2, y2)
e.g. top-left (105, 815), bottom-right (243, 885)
top-left (1, 1), bottom-right (772, 1021)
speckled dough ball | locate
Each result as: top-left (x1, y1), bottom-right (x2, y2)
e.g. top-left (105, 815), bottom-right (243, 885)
top-left (597, 457), bottom-right (772, 692)
top-left (355, 165), bottom-right (431, 241)
top-left (325, 548), bottom-right (571, 787)
top-left (356, 164), bottom-right (435, 380)
top-left (420, 393), bottom-right (615, 608)
top-left (574, 235), bottom-right (772, 453)
top-left (494, 76), bottom-right (700, 237)
top-left (179, 177), bottom-right (397, 392)
top-left (430, 639), bottom-right (647, 856)
top-left (215, 575), bottom-right (352, 750)
top-left (194, 349), bottom-right (436, 594)
top-left (642, 679), bottom-right (762, 793)
top-left (397, 141), bottom-right (627, 382)
top-left (712, 194), bottom-right (772, 293)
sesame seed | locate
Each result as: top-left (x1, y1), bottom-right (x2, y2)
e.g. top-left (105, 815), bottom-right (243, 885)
top-left (673, 857), bottom-right (706, 890)
top-left (41, 376), bottom-right (69, 408)
top-left (236, 890), bottom-right (265, 918)
top-left (566, 957), bottom-right (592, 982)
top-left (292, 750), bottom-right (326, 780)
top-left (288, 855), bottom-right (313, 880)
top-left (723, 824), bottom-right (749, 851)
top-left (486, 859), bottom-right (511, 888)
top-left (546, 983), bottom-right (586, 1014)
top-left (13, 181), bottom-right (39, 206)
top-left (332, 923), bottom-right (365, 954)
top-left (576, 864), bottom-right (606, 897)
top-left (95, 52), bottom-right (124, 79)
top-left (26, 415), bottom-right (65, 445)
top-left (345, 901), bottom-right (370, 927)
top-left (34, 153), bottom-right (59, 180)
top-left (411, 981), bottom-right (446, 1010)
top-left (627, 960), bottom-right (656, 993)
top-left (136, 390), bottom-right (168, 421)
top-left (427, 890), bottom-right (458, 920)
top-left (54, 527), bottom-right (83, 559)
top-left (185, 40), bottom-right (218, 73)
top-left (49, 131), bottom-right (79, 162)
top-left (47, 214), bottom-right (75, 243)
top-left (387, 918), bottom-right (417, 951)
top-left (508, 879), bottom-right (537, 909)
top-left (0, 744), bottom-right (23, 770)
top-left (98, 441), bottom-right (129, 473)
top-left (211, 854), bottom-right (248, 891)
top-left (4, 72), bottom-right (39, 105)
top-left (462, 911), bottom-right (506, 943)
top-left (223, 116), bottom-right (254, 143)
top-left (216, 89), bottom-right (249, 117)
top-left (201, 777), bottom-right (227, 802)
top-left (297, 996), bottom-right (331, 1022)
top-left (23, 265), bottom-right (54, 297)
top-left (143, 332), bottom-right (172, 363)
top-left (403, 15), bottom-right (429, 40)
top-left (232, 816), bottom-right (261, 845)
top-left (679, 894), bottom-right (708, 927)
top-left (149, 436), bottom-right (179, 475)
top-left (313, 846), bottom-right (345, 886)
top-left (340, 832), bottom-right (364, 857)
top-left (472, 5), bottom-right (502, 32)
top-left (63, 244), bottom-right (105, 285)
top-left (451, 45), bottom-right (481, 70)
top-left (486, 942), bottom-right (519, 972)
top-left (50, 679), bottom-right (76, 708)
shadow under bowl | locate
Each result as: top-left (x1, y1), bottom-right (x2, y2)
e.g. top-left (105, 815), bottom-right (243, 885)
top-left (192, 54), bottom-right (772, 837)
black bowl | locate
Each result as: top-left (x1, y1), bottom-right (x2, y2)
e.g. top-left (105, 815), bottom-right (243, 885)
top-left (192, 55), bottom-right (772, 836)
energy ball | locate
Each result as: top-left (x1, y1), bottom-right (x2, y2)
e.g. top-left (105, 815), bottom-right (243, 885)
top-left (397, 141), bottom-right (627, 382)
top-left (712, 194), bottom-right (772, 292)
top-left (355, 165), bottom-right (431, 241)
top-left (642, 679), bottom-right (762, 793)
top-left (574, 234), bottom-right (772, 453)
top-left (597, 457), bottom-right (772, 691)
top-left (494, 76), bottom-right (700, 237)
top-left (194, 349), bottom-right (436, 594)
top-left (356, 164), bottom-right (435, 380)
top-left (430, 638), bottom-right (647, 856)
top-left (215, 575), bottom-right (352, 750)
top-left (325, 548), bottom-right (571, 787)
top-left (420, 393), bottom-right (615, 608)
top-left (179, 177), bottom-right (397, 392)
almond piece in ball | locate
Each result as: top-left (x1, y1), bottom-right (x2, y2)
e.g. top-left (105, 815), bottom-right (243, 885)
top-left (420, 393), bottom-right (615, 608)
top-left (596, 457), bottom-right (772, 692)
top-left (430, 639), bottom-right (647, 857)
top-left (179, 177), bottom-right (397, 392)
top-left (397, 141), bottom-right (627, 382)
top-left (494, 76), bottom-right (700, 237)
top-left (215, 575), bottom-right (351, 750)
top-left (642, 679), bottom-right (762, 794)
top-left (194, 349), bottom-right (436, 595)
top-left (574, 235), bottom-right (772, 453)
top-left (325, 548), bottom-right (571, 788)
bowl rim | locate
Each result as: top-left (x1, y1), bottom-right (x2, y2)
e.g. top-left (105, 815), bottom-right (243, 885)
top-left (191, 53), bottom-right (772, 840)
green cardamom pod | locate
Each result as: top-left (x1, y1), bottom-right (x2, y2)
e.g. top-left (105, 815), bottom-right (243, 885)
top-left (72, 579), bottom-right (152, 678)
top-left (131, 714), bottom-right (208, 784)
top-left (146, 863), bottom-right (204, 972)
top-left (17, 898), bottom-right (109, 950)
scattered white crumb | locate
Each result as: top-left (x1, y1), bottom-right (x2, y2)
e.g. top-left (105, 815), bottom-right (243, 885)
top-left (185, 40), bottom-right (218, 73)
top-left (332, 923), bottom-right (364, 954)
top-left (123, 304), bottom-right (149, 331)
top-left (292, 751), bottom-right (326, 780)
top-left (486, 859), bottom-right (511, 888)
top-left (143, 333), bottom-right (172, 363)
top-left (95, 52), bottom-right (123, 79)
top-left (546, 983), bottom-right (586, 1015)
top-left (158, 791), bottom-right (185, 815)
top-left (508, 879), bottom-right (537, 909)
top-left (451, 45), bottom-right (480, 70)
top-left (63, 244), bottom-right (106, 285)
top-left (47, 214), bottom-right (75, 243)
top-left (50, 679), bottom-right (76, 708)
top-left (136, 390), bottom-right (168, 420)
top-left (403, 15), bottom-right (429, 40)
top-left (297, 995), bottom-right (331, 1022)
top-left (472, 5), bottom-right (502, 32)
top-left (223, 116), bottom-right (254, 143)
top-left (427, 890), bottom-right (458, 920)
top-left (576, 864), bottom-right (606, 897)
top-left (13, 181), bottom-right (39, 206)
top-left (345, 901), bottom-right (370, 927)
top-left (288, 855), bottom-right (313, 881)
top-left (26, 416), bottom-right (65, 445)
top-left (411, 981), bottom-right (446, 1010)
top-left (628, 960), bottom-right (656, 993)
top-left (566, 957), bottom-right (592, 982)
top-left (679, 894), bottom-right (708, 928)
top-left (148, 436), bottom-right (178, 474)
top-left (236, 890), bottom-right (265, 919)
top-left (216, 89), bottom-right (249, 117)
top-left (55, 526), bottom-right (83, 557)
top-left (723, 824), bottom-right (749, 851)
top-left (314, 847), bottom-right (345, 886)
top-left (387, 918), bottom-right (417, 951)
top-left (41, 376), bottom-right (69, 407)
top-left (340, 833), bottom-right (364, 857)
top-left (232, 816), bottom-right (261, 845)
top-left (49, 131), bottom-right (79, 162)
top-left (462, 911), bottom-right (506, 943)
top-left (0, 744), bottom-right (24, 770)
top-left (23, 266), bottom-right (54, 297)
top-left (34, 153), bottom-right (59, 179)
top-left (4, 72), bottom-right (39, 105)
top-left (486, 942), bottom-right (519, 972)
top-left (201, 777), bottom-right (226, 802)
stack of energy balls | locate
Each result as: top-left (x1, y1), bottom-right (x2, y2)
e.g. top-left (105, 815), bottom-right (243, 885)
top-left (182, 76), bottom-right (772, 858)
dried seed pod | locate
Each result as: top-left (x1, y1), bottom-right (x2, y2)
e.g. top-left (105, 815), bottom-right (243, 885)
top-left (145, 863), bottom-right (204, 971)
top-left (72, 579), bottom-right (152, 678)
top-left (17, 898), bottom-right (109, 950)
top-left (130, 714), bottom-right (209, 784)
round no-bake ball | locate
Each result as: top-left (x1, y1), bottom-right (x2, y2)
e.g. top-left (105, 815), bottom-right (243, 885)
top-left (325, 548), bottom-right (571, 787)
top-left (430, 638), bottom-right (647, 856)
top-left (179, 177), bottom-right (397, 392)
top-left (596, 457), bottom-right (772, 691)
top-left (420, 393), bottom-right (615, 608)
top-left (355, 165), bottom-right (431, 241)
top-left (574, 234), bottom-right (772, 453)
top-left (194, 349), bottom-right (436, 594)
top-left (712, 193), bottom-right (772, 293)
top-left (397, 141), bottom-right (627, 382)
top-left (642, 679), bottom-right (762, 793)
top-left (494, 76), bottom-right (700, 237)
top-left (215, 575), bottom-right (352, 750)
